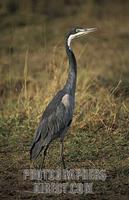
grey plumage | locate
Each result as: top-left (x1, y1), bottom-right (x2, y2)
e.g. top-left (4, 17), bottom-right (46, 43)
top-left (30, 90), bottom-right (74, 160)
top-left (30, 27), bottom-right (96, 168)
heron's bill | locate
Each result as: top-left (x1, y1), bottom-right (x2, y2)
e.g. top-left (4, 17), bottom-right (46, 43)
top-left (84, 27), bottom-right (97, 34)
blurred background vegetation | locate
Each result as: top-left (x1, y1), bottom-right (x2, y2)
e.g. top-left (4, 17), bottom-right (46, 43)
top-left (0, 0), bottom-right (129, 199)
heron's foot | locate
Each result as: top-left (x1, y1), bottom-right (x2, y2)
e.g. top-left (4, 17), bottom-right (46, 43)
top-left (31, 160), bottom-right (39, 169)
top-left (30, 160), bottom-right (34, 169)
top-left (40, 161), bottom-right (45, 169)
top-left (60, 155), bottom-right (66, 169)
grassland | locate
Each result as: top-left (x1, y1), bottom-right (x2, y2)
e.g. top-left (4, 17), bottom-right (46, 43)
top-left (0, 1), bottom-right (129, 199)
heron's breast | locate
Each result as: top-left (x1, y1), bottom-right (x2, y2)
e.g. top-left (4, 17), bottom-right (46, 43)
top-left (61, 94), bottom-right (70, 108)
top-left (61, 94), bottom-right (74, 111)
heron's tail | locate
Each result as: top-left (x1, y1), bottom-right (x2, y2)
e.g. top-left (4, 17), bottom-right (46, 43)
top-left (30, 140), bottom-right (44, 160)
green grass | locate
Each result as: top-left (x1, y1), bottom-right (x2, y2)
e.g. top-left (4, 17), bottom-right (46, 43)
top-left (0, 1), bottom-right (129, 199)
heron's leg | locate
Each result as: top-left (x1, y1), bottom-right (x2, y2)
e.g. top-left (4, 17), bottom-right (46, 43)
top-left (60, 139), bottom-right (66, 169)
top-left (40, 145), bottom-right (49, 169)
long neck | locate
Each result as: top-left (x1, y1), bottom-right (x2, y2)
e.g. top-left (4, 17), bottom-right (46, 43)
top-left (65, 41), bottom-right (77, 96)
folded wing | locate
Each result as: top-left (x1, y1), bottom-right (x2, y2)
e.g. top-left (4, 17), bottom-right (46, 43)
top-left (30, 91), bottom-right (73, 160)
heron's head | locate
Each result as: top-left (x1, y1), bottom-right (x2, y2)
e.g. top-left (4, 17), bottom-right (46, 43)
top-left (66, 27), bottom-right (97, 49)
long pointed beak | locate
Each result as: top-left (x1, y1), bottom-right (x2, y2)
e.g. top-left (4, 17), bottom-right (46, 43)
top-left (72, 27), bottom-right (97, 40)
top-left (84, 27), bottom-right (97, 34)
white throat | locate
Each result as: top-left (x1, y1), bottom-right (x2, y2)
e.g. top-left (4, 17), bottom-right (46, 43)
top-left (67, 31), bottom-right (86, 49)
top-left (67, 34), bottom-right (75, 49)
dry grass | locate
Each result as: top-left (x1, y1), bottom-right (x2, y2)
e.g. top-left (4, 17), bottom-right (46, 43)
top-left (0, 1), bottom-right (129, 199)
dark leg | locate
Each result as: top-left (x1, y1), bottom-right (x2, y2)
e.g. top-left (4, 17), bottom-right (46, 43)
top-left (60, 140), bottom-right (66, 169)
top-left (40, 145), bottom-right (49, 169)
